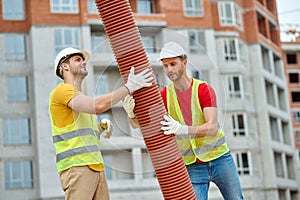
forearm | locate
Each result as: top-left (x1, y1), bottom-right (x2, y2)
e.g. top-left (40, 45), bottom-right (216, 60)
top-left (188, 122), bottom-right (219, 137)
top-left (94, 86), bottom-right (129, 114)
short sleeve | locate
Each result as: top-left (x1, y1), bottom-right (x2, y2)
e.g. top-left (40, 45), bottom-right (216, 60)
top-left (52, 83), bottom-right (82, 106)
top-left (198, 83), bottom-right (217, 108)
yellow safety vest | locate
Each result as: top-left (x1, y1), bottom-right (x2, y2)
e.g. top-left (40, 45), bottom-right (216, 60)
top-left (166, 78), bottom-right (229, 164)
top-left (49, 93), bottom-right (104, 174)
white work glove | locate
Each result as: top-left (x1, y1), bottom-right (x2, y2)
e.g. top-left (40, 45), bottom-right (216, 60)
top-left (160, 115), bottom-right (188, 135)
top-left (122, 95), bottom-right (135, 118)
top-left (98, 118), bottom-right (113, 139)
top-left (125, 67), bottom-right (153, 93)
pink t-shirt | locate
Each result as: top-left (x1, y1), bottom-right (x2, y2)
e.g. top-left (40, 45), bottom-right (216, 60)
top-left (160, 81), bottom-right (217, 124)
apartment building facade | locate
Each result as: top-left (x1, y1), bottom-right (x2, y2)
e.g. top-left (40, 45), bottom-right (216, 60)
top-left (282, 35), bottom-right (300, 159)
top-left (0, 0), bottom-right (299, 200)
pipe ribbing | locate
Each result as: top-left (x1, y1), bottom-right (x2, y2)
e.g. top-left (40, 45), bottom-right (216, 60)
top-left (94, 1), bottom-right (196, 199)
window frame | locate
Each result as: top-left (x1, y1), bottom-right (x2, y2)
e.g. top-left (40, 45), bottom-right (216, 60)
top-left (289, 72), bottom-right (299, 83)
top-left (2, 0), bottom-right (25, 20)
top-left (5, 34), bottom-right (26, 60)
top-left (5, 161), bottom-right (33, 189)
top-left (293, 110), bottom-right (300, 123)
top-left (188, 30), bottom-right (206, 53)
top-left (87, 0), bottom-right (98, 14)
top-left (224, 38), bottom-right (239, 61)
top-left (141, 35), bottom-right (156, 53)
top-left (295, 129), bottom-right (300, 144)
top-left (91, 33), bottom-right (105, 53)
top-left (228, 75), bottom-right (245, 99)
top-left (235, 151), bottom-right (251, 175)
top-left (94, 73), bottom-right (108, 96)
top-left (218, 2), bottom-right (243, 28)
top-left (137, 0), bottom-right (153, 14)
top-left (231, 113), bottom-right (248, 136)
top-left (3, 118), bottom-right (31, 145)
top-left (7, 76), bottom-right (29, 102)
top-left (50, 0), bottom-right (79, 14)
top-left (54, 28), bottom-right (80, 53)
top-left (183, 0), bottom-right (204, 17)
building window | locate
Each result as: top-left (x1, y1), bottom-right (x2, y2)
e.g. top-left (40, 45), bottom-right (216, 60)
top-left (269, 116), bottom-right (279, 141)
top-left (94, 73), bottom-right (107, 96)
top-left (91, 34), bottom-right (105, 53)
top-left (291, 91), bottom-right (300, 103)
top-left (87, 0), bottom-right (98, 14)
top-left (138, 0), bottom-right (153, 14)
top-left (183, 0), bottom-right (203, 16)
top-left (2, 0), bottom-right (25, 20)
top-left (289, 72), bottom-right (299, 83)
top-left (232, 113), bottom-right (247, 136)
top-left (265, 81), bottom-right (275, 106)
top-left (228, 75), bottom-right (245, 98)
top-left (188, 30), bottom-right (206, 53)
top-left (236, 152), bottom-right (250, 175)
top-left (7, 76), bottom-right (28, 102)
top-left (5, 34), bottom-right (26, 60)
top-left (296, 130), bottom-right (300, 143)
top-left (192, 70), bottom-right (209, 82)
top-left (3, 118), bottom-right (31, 145)
top-left (141, 35), bottom-right (156, 53)
top-left (55, 28), bottom-right (79, 53)
top-left (286, 53), bottom-right (297, 64)
top-left (274, 152), bottom-right (284, 177)
top-left (293, 110), bottom-right (300, 123)
top-left (261, 46), bottom-right (271, 72)
top-left (51, 0), bottom-right (79, 13)
top-left (218, 2), bottom-right (242, 28)
top-left (224, 39), bottom-right (238, 61)
top-left (5, 161), bottom-right (33, 189)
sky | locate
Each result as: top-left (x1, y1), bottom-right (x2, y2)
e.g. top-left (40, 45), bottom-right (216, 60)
top-left (276, 0), bottom-right (300, 41)
top-left (276, 0), bottom-right (300, 24)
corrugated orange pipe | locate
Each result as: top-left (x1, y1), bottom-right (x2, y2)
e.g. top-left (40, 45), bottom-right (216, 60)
top-left (94, 1), bottom-right (196, 199)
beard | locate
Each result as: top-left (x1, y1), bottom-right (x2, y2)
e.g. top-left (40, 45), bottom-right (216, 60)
top-left (73, 67), bottom-right (88, 78)
top-left (167, 67), bottom-right (184, 82)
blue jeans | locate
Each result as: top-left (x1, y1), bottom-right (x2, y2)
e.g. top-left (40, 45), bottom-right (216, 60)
top-left (186, 151), bottom-right (244, 200)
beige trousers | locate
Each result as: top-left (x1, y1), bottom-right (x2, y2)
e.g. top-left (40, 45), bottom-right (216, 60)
top-left (60, 166), bottom-right (110, 200)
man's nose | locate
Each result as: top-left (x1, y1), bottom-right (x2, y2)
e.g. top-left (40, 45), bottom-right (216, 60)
top-left (166, 66), bottom-right (172, 72)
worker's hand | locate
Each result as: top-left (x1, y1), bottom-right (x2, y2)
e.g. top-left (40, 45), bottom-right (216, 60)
top-left (125, 67), bottom-right (153, 93)
top-left (122, 95), bottom-right (136, 118)
top-left (99, 118), bottom-right (113, 139)
top-left (160, 115), bottom-right (188, 135)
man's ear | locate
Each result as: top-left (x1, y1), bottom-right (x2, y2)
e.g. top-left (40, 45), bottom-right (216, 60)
top-left (61, 62), bottom-right (69, 71)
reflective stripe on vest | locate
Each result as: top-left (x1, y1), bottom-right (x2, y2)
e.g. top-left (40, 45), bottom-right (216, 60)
top-left (49, 90), bottom-right (103, 174)
top-left (53, 128), bottom-right (100, 162)
top-left (53, 128), bottom-right (98, 143)
top-left (166, 78), bottom-right (229, 164)
top-left (180, 137), bottom-right (225, 156)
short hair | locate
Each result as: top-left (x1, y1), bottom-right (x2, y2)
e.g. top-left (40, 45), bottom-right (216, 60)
top-left (178, 54), bottom-right (188, 60)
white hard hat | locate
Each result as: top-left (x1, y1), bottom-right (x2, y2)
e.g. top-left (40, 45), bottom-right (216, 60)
top-left (54, 47), bottom-right (90, 79)
top-left (159, 42), bottom-right (187, 60)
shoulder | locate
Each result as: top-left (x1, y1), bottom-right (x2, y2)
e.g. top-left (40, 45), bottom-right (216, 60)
top-left (51, 83), bottom-right (81, 104)
top-left (198, 82), bottom-right (215, 93)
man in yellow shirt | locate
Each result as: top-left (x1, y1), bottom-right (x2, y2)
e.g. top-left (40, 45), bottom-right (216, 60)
top-left (49, 47), bottom-right (153, 200)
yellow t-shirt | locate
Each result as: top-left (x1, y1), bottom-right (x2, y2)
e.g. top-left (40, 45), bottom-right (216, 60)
top-left (50, 83), bottom-right (103, 172)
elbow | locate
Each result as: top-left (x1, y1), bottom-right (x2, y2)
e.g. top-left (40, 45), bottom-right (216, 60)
top-left (94, 104), bottom-right (107, 115)
top-left (207, 123), bottom-right (219, 136)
